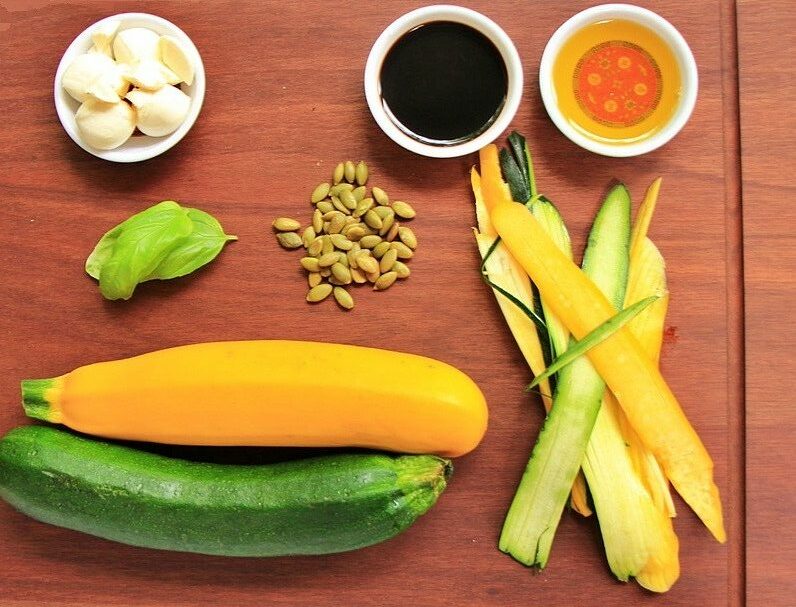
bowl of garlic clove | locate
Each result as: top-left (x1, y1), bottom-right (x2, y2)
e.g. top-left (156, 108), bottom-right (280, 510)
top-left (54, 13), bottom-right (205, 162)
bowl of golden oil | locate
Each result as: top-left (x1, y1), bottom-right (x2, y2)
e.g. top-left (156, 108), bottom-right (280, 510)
top-left (540, 4), bottom-right (697, 157)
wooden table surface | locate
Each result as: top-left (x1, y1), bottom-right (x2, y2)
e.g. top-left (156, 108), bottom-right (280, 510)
top-left (0, 1), bottom-right (791, 605)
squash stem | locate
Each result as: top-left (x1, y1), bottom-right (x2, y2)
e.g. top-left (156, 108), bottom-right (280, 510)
top-left (21, 378), bottom-right (61, 422)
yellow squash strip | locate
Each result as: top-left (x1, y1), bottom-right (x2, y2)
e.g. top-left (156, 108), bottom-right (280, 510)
top-left (581, 392), bottom-right (677, 587)
top-left (530, 200), bottom-right (574, 374)
top-left (472, 166), bottom-right (591, 515)
top-left (490, 201), bottom-right (726, 542)
top-left (630, 177), bottom-right (662, 262)
top-left (621, 236), bottom-right (677, 518)
top-left (473, 166), bottom-right (550, 406)
top-left (21, 340), bottom-right (488, 458)
top-left (616, 224), bottom-right (679, 589)
top-left (474, 231), bottom-right (552, 411)
top-left (479, 145), bottom-right (513, 215)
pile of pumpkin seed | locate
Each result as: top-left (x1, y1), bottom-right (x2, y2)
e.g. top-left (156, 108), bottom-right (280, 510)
top-left (272, 160), bottom-right (417, 310)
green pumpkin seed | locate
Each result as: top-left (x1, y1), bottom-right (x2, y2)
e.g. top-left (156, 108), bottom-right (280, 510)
top-left (372, 186), bottom-right (389, 206)
top-left (364, 209), bottom-right (383, 230)
top-left (330, 233), bottom-right (353, 250)
top-left (355, 161), bottom-right (369, 185)
top-left (391, 241), bottom-right (414, 259)
top-left (398, 226), bottom-right (417, 249)
top-left (276, 232), bottom-right (303, 249)
top-left (359, 234), bottom-right (382, 249)
top-left (392, 200), bottom-right (416, 219)
top-left (331, 196), bottom-right (349, 215)
top-left (302, 226), bottom-right (316, 248)
top-left (373, 206), bottom-right (392, 220)
top-left (336, 251), bottom-right (349, 267)
top-left (333, 286), bottom-right (355, 310)
top-left (333, 162), bottom-right (345, 184)
top-left (300, 256), bottom-right (321, 272)
top-left (352, 185), bottom-right (367, 202)
top-left (340, 189), bottom-right (358, 210)
top-left (316, 200), bottom-right (334, 214)
top-left (307, 237), bottom-right (323, 257)
top-left (311, 182), bottom-right (331, 203)
top-left (273, 217), bottom-right (301, 232)
top-left (354, 197), bottom-right (374, 218)
top-left (356, 252), bottom-right (379, 274)
top-left (321, 235), bottom-right (334, 255)
top-left (379, 213), bottom-right (395, 237)
top-left (307, 283), bottom-right (333, 303)
top-left (385, 220), bottom-right (400, 242)
top-left (308, 272), bottom-right (322, 287)
top-left (344, 160), bottom-right (356, 183)
top-left (345, 226), bottom-right (366, 241)
top-left (312, 209), bottom-right (323, 233)
top-left (350, 268), bottom-right (367, 284)
top-left (372, 241), bottom-right (391, 258)
top-left (374, 271), bottom-right (398, 291)
top-left (318, 252), bottom-right (339, 267)
top-left (379, 248), bottom-right (398, 273)
top-left (331, 262), bottom-right (352, 284)
top-left (328, 214), bottom-right (346, 234)
top-left (322, 210), bottom-right (341, 221)
top-left (394, 261), bottom-right (411, 278)
top-left (331, 183), bottom-right (354, 195)
top-left (320, 268), bottom-right (331, 278)
top-left (347, 247), bottom-right (360, 268)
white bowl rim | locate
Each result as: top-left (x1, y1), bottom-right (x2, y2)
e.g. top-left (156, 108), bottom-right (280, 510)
top-left (54, 12), bottom-right (205, 163)
top-left (364, 4), bottom-right (523, 158)
top-left (538, 3), bottom-right (698, 158)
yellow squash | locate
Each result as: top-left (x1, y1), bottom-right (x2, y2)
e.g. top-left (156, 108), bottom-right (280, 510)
top-left (21, 340), bottom-right (489, 457)
top-left (490, 200), bottom-right (726, 543)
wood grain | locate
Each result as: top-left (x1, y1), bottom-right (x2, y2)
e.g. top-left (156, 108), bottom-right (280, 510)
top-left (0, 1), bottom-right (747, 605)
top-left (737, 1), bottom-right (796, 605)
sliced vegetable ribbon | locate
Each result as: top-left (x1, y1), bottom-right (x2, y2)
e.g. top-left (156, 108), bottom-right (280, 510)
top-left (527, 295), bottom-right (659, 389)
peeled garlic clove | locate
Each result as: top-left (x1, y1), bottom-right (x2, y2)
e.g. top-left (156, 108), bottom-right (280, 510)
top-left (160, 63), bottom-right (183, 86)
top-left (121, 59), bottom-right (169, 91)
top-left (113, 27), bottom-right (160, 64)
top-left (61, 52), bottom-right (117, 102)
top-left (158, 35), bottom-right (194, 86)
top-left (126, 85), bottom-right (190, 137)
top-left (91, 20), bottom-right (121, 57)
top-left (86, 63), bottom-right (129, 103)
top-left (75, 98), bottom-right (136, 150)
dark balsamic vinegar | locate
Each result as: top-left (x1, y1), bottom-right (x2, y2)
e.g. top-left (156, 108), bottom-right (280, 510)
top-left (380, 21), bottom-right (508, 144)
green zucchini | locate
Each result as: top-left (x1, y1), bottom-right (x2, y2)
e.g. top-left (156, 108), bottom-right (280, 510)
top-left (0, 425), bottom-right (451, 557)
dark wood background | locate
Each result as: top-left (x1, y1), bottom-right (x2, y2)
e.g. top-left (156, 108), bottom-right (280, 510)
top-left (0, 1), bottom-right (789, 605)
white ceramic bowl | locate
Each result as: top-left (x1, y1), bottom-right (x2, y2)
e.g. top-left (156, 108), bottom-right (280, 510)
top-left (539, 4), bottom-right (697, 157)
top-left (364, 5), bottom-right (523, 158)
top-left (54, 13), bottom-right (205, 162)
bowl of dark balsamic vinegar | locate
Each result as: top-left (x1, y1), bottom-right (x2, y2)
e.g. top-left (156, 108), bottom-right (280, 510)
top-left (365, 5), bottom-right (523, 158)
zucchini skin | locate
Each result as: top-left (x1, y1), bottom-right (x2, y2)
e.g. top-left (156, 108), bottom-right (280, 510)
top-left (0, 426), bottom-right (451, 557)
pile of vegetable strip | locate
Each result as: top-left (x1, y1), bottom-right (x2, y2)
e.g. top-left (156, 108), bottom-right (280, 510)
top-left (472, 132), bottom-right (725, 592)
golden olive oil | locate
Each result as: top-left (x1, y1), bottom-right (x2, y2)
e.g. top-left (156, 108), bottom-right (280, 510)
top-left (553, 19), bottom-right (682, 145)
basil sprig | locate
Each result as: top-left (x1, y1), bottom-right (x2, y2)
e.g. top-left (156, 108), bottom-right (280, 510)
top-left (86, 200), bottom-right (237, 300)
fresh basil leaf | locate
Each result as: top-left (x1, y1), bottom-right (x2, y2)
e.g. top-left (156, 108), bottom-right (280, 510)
top-left (147, 207), bottom-right (237, 280)
top-left (97, 201), bottom-right (194, 300)
top-left (85, 224), bottom-right (122, 280)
